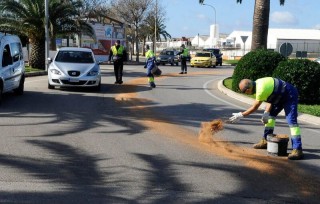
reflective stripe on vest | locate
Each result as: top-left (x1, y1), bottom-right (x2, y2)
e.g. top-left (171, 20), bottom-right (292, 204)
top-left (266, 78), bottom-right (287, 104)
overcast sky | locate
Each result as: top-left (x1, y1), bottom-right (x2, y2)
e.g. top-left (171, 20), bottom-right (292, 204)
top-left (160, 0), bottom-right (320, 38)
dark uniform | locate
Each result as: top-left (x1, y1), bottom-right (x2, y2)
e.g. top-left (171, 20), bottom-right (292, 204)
top-left (108, 40), bottom-right (127, 84)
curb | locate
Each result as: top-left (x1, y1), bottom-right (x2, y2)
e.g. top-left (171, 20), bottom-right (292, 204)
top-left (25, 71), bottom-right (47, 77)
top-left (217, 80), bottom-right (320, 126)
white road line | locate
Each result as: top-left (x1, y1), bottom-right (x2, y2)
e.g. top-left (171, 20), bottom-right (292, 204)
top-left (203, 78), bottom-right (245, 109)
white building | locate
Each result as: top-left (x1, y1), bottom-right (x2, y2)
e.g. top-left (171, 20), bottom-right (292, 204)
top-left (226, 28), bottom-right (320, 59)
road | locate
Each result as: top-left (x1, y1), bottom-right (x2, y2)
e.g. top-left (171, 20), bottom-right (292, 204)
top-left (0, 64), bottom-right (319, 203)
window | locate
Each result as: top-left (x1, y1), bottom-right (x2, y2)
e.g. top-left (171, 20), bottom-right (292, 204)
top-left (11, 42), bottom-right (23, 62)
top-left (2, 45), bottom-right (13, 67)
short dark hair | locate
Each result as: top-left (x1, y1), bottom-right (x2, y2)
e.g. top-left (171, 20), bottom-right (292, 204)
top-left (116, 40), bottom-right (120, 44)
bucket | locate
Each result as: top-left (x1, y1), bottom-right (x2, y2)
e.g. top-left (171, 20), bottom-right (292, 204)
top-left (267, 134), bottom-right (289, 156)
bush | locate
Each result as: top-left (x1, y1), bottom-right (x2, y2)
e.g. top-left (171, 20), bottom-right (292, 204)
top-left (231, 49), bottom-right (285, 92)
top-left (272, 59), bottom-right (320, 104)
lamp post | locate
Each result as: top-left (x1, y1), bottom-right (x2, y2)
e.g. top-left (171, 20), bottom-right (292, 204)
top-left (154, 0), bottom-right (157, 54)
top-left (202, 3), bottom-right (217, 47)
top-left (45, 0), bottom-right (49, 71)
top-left (202, 3), bottom-right (216, 25)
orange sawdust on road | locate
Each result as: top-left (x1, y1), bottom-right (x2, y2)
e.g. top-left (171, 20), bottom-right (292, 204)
top-left (114, 70), bottom-right (319, 199)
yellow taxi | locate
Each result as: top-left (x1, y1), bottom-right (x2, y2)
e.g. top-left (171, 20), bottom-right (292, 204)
top-left (190, 51), bottom-right (216, 68)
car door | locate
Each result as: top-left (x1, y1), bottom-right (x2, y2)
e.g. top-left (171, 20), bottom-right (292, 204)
top-left (10, 42), bottom-right (24, 89)
top-left (1, 43), bottom-right (14, 92)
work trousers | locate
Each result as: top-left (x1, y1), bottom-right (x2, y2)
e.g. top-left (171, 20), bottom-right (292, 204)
top-left (113, 60), bottom-right (123, 83)
top-left (180, 58), bottom-right (187, 72)
top-left (263, 83), bottom-right (302, 150)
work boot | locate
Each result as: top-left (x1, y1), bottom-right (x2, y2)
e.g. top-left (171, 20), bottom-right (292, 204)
top-left (253, 139), bottom-right (267, 149)
top-left (288, 149), bottom-right (304, 160)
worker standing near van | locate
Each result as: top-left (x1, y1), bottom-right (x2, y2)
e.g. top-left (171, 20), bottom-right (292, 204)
top-left (176, 44), bottom-right (189, 74)
top-left (144, 45), bottom-right (156, 88)
top-left (229, 77), bottom-right (303, 160)
top-left (108, 40), bottom-right (127, 84)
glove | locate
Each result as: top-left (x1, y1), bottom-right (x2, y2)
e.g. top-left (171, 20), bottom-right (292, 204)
top-left (261, 111), bottom-right (270, 124)
top-left (229, 112), bottom-right (243, 123)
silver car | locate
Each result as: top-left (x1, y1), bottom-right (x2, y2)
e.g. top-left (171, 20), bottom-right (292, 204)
top-left (48, 47), bottom-right (101, 91)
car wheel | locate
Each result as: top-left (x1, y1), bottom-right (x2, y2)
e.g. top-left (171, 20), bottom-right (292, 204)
top-left (176, 62), bottom-right (179, 66)
top-left (48, 82), bottom-right (55, 89)
top-left (14, 75), bottom-right (25, 95)
top-left (171, 63), bottom-right (174, 66)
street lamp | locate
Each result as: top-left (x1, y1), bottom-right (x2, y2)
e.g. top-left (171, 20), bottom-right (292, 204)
top-left (154, 0), bottom-right (157, 54)
top-left (45, 0), bottom-right (49, 71)
top-left (202, 3), bottom-right (216, 25)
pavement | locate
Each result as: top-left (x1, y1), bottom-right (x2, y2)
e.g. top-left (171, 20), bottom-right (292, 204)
top-left (25, 66), bottom-right (320, 127)
top-left (217, 80), bottom-right (320, 126)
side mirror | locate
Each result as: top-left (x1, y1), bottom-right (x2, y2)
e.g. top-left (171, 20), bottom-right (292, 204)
top-left (47, 58), bottom-right (52, 64)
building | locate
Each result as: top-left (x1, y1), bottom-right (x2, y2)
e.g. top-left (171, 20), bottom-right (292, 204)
top-left (226, 28), bottom-right (320, 59)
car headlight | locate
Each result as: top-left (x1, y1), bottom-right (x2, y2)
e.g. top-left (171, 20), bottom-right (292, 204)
top-left (87, 69), bottom-right (99, 76)
top-left (50, 69), bottom-right (61, 75)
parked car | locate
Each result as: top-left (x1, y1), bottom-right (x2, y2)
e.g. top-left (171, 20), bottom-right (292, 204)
top-left (156, 50), bottom-right (179, 66)
top-left (48, 47), bottom-right (101, 91)
top-left (0, 33), bottom-right (25, 103)
top-left (203, 48), bottom-right (223, 66)
top-left (190, 51), bottom-right (216, 68)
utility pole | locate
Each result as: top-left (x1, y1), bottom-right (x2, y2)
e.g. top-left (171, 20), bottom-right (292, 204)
top-left (154, 0), bottom-right (157, 54)
top-left (45, 0), bottom-right (49, 71)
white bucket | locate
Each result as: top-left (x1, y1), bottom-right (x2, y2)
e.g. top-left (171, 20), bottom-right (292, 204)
top-left (267, 134), bottom-right (289, 156)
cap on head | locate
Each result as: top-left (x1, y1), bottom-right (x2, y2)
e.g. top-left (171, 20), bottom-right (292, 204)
top-left (116, 40), bottom-right (120, 44)
top-left (181, 44), bottom-right (185, 48)
top-left (239, 79), bottom-right (252, 93)
top-left (146, 45), bottom-right (150, 50)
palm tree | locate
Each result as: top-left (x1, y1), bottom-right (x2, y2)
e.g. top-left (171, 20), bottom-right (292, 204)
top-left (236, 0), bottom-right (285, 50)
top-left (139, 11), bottom-right (171, 55)
top-left (0, 0), bottom-right (95, 69)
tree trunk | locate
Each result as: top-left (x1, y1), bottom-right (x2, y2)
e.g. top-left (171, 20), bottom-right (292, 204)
top-left (29, 39), bottom-right (46, 70)
top-left (251, 0), bottom-right (270, 50)
top-left (135, 27), bottom-right (139, 62)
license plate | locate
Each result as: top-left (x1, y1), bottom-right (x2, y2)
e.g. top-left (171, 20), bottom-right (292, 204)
top-left (69, 78), bottom-right (79, 82)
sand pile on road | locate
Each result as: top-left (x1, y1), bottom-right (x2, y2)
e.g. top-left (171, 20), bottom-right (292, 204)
top-left (198, 119), bottom-right (224, 143)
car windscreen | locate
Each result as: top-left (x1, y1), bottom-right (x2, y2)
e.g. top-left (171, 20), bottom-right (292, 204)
top-left (196, 53), bottom-right (211, 57)
top-left (55, 51), bottom-right (94, 63)
top-left (166, 51), bottom-right (174, 55)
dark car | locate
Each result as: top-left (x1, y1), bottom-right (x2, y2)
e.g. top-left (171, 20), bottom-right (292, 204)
top-left (203, 48), bottom-right (223, 66)
top-left (156, 50), bottom-right (179, 66)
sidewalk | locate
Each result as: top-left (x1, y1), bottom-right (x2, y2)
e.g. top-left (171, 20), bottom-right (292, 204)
top-left (217, 80), bottom-right (320, 126)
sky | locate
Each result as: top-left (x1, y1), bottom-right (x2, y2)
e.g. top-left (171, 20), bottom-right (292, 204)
top-left (160, 0), bottom-right (320, 38)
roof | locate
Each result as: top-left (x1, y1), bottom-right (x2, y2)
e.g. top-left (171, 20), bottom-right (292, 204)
top-left (58, 47), bottom-right (93, 52)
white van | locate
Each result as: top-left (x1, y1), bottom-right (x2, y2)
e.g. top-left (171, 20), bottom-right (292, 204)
top-left (0, 33), bottom-right (25, 103)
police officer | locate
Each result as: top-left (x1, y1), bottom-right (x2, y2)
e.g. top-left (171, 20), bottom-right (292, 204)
top-left (145, 45), bottom-right (156, 88)
top-left (229, 77), bottom-right (304, 160)
top-left (176, 44), bottom-right (189, 74)
top-left (108, 40), bottom-right (127, 84)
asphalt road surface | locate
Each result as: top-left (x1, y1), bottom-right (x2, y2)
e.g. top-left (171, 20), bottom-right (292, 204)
top-left (0, 64), bottom-right (319, 203)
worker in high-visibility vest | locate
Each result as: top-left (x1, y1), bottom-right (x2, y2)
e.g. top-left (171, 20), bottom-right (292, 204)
top-left (144, 45), bottom-right (156, 88)
top-left (108, 40), bottom-right (127, 84)
top-left (176, 44), bottom-right (189, 74)
top-left (229, 77), bottom-right (304, 160)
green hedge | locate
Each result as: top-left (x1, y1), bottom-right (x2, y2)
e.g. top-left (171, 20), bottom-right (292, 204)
top-left (273, 59), bottom-right (320, 104)
top-left (231, 49), bottom-right (285, 92)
